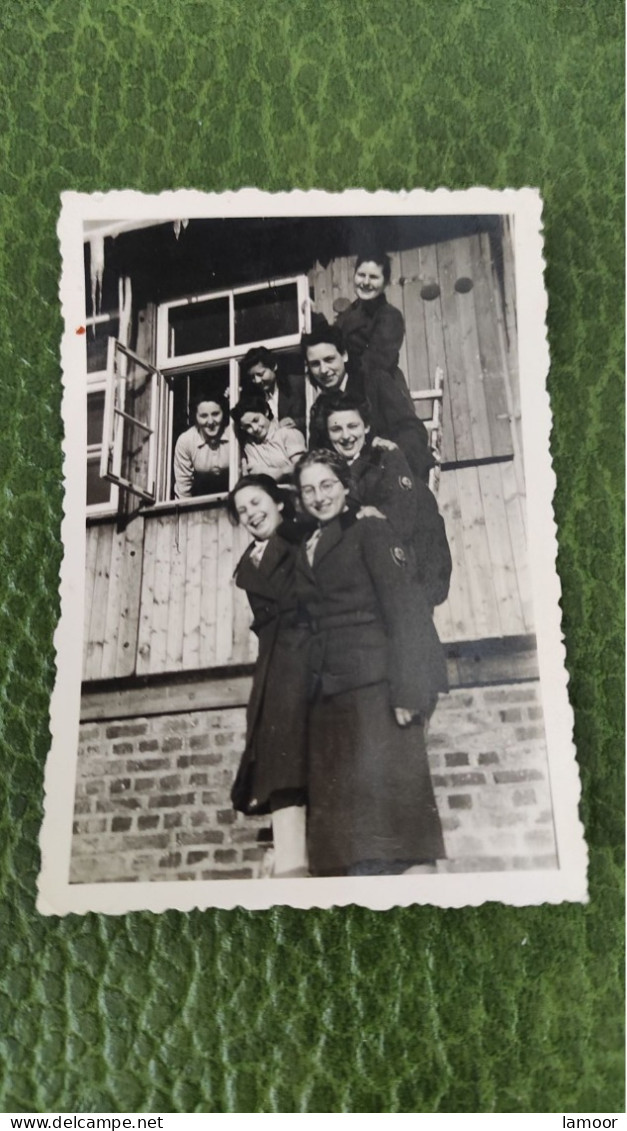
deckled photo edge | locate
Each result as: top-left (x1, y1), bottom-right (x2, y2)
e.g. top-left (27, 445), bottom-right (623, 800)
top-left (39, 187), bottom-right (587, 915)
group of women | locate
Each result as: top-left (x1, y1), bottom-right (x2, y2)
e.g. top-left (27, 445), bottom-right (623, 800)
top-left (225, 249), bottom-right (452, 878)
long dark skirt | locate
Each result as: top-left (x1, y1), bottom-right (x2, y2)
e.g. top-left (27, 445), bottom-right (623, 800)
top-left (307, 681), bottom-right (445, 876)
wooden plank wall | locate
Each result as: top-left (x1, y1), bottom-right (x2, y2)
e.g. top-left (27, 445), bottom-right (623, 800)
top-left (311, 234), bottom-right (533, 644)
top-left (84, 509), bottom-right (257, 682)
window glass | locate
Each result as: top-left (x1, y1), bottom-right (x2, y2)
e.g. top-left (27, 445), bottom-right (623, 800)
top-left (86, 454), bottom-right (112, 506)
top-left (86, 319), bottom-right (119, 373)
top-left (168, 297), bottom-right (229, 357)
top-left (234, 283), bottom-right (299, 345)
top-left (87, 391), bottom-right (105, 446)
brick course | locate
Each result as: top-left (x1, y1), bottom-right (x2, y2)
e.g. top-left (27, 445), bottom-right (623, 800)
top-left (70, 680), bottom-right (557, 883)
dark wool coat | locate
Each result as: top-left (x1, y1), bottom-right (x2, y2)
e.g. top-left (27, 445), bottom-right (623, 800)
top-left (294, 510), bottom-right (447, 874)
top-left (308, 365), bottom-right (434, 483)
top-left (336, 293), bottom-right (405, 382)
top-left (231, 531), bottom-right (309, 816)
top-left (276, 372), bottom-right (307, 436)
top-left (348, 445), bottom-right (452, 608)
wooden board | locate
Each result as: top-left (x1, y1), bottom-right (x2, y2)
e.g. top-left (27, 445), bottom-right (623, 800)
top-left (470, 232), bottom-right (513, 458)
top-left (114, 515), bottom-right (144, 679)
top-left (165, 509), bottom-right (187, 670)
top-left (436, 240), bottom-right (475, 462)
top-left (215, 508), bottom-right (235, 665)
top-left (199, 508), bottom-right (220, 669)
top-left (83, 524), bottom-right (100, 676)
top-left (136, 513), bottom-right (157, 674)
top-left (495, 458), bottom-right (531, 637)
top-left (84, 523), bottom-right (113, 681)
top-left (419, 243), bottom-right (454, 463)
top-left (452, 237), bottom-right (494, 461)
top-left (181, 508), bottom-right (203, 670)
top-left (477, 462), bottom-right (526, 637)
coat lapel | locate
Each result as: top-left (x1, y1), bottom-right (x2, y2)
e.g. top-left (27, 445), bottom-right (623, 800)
top-left (235, 535), bottom-right (291, 599)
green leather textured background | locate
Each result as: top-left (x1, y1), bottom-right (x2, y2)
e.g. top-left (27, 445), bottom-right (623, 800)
top-left (0, 0), bottom-right (623, 1113)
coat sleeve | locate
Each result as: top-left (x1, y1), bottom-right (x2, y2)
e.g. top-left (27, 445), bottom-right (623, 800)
top-left (361, 302), bottom-right (405, 379)
top-left (281, 424), bottom-right (307, 466)
top-left (368, 449), bottom-right (417, 547)
top-left (281, 373), bottom-right (307, 435)
top-left (360, 519), bottom-right (448, 714)
top-left (412, 480), bottom-right (453, 608)
top-left (366, 373), bottom-right (434, 483)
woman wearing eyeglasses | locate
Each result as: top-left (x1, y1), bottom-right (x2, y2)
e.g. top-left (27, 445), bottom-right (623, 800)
top-left (293, 449), bottom-right (447, 877)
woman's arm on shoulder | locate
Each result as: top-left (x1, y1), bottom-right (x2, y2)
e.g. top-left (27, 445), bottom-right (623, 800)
top-left (362, 302), bottom-right (405, 377)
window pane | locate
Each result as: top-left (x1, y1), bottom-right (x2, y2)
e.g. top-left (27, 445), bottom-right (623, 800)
top-left (87, 455), bottom-right (112, 506)
top-left (168, 297), bottom-right (229, 357)
top-left (86, 320), bottom-right (119, 373)
top-left (234, 283), bottom-right (299, 345)
top-left (87, 391), bottom-right (105, 446)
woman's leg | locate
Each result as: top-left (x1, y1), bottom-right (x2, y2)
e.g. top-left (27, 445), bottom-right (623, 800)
top-left (271, 806), bottom-right (308, 877)
top-left (270, 791), bottom-right (308, 877)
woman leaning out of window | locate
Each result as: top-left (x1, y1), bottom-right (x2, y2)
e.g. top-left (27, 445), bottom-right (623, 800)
top-left (231, 393), bottom-right (306, 482)
top-left (173, 393), bottom-right (231, 498)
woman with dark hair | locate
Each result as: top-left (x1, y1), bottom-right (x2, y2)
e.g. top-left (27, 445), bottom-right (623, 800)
top-left (293, 449), bottom-right (447, 877)
top-left (173, 393), bottom-right (231, 498)
top-left (315, 391), bottom-right (452, 609)
top-left (231, 393), bottom-right (306, 481)
top-left (228, 474), bottom-right (309, 877)
top-left (239, 346), bottom-right (307, 435)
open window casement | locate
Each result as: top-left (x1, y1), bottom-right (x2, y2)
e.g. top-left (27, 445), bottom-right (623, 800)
top-left (100, 339), bottom-right (165, 504)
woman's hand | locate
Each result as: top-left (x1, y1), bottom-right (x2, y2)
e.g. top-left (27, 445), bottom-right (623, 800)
top-left (394, 707), bottom-right (414, 727)
top-left (357, 505), bottom-right (386, 521)
top-left (372, 436), bottom-right (398, 452)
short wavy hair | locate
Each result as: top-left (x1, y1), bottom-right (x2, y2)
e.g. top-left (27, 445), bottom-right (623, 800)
top-left (293, 448), bottom-right (353, 492)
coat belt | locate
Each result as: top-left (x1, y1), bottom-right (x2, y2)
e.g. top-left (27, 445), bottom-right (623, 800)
top-left (308, 612), bottom-right (378, 633)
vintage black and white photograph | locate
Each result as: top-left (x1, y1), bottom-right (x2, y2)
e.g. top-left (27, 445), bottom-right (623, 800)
top-left (39, 188), bottom-right (586, 913)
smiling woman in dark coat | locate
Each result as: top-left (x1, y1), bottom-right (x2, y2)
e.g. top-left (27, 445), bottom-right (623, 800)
top-left (314, 391), bottom-right (452, 610)
top-left (227, 474), bottom-right (310, 877)
top-left (293, 449), bottom-right (447, 877)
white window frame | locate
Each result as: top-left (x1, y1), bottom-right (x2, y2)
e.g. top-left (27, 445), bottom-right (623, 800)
top-left (100, 339), bottom-right (162, 503)
top-left (92, 274), bottom-right (310, 512)
top-left (86, 312), bottom-right (120, 515)
top-left (156, 276), bottom-right (310, 369)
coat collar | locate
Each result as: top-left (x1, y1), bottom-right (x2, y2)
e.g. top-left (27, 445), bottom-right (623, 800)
top-left (234, 532), bottom-right (292, 597)
top-left (299, 506), bottom-right (359, 572)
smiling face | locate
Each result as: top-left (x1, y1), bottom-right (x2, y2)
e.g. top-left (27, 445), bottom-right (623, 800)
top-left (240, 411), bottom-right (271, 442)
top-left (353, 260), bottom-right (386, 302)
top-left (234, 484), bottom-right (284, 542)
top-left (299, 462), bottom-right (349, 525)
top-left (305, 343), bottom-right (348, 391)
top-left (326, 408), bottom-right (369, 463)
top-left (247, 362), bottom-right (277, 393)
top-left (195, 400), bottom-right (224, 441)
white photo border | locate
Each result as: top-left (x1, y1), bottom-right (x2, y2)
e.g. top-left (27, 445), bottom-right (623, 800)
top-left (38, 187), bottom-right (587, 915)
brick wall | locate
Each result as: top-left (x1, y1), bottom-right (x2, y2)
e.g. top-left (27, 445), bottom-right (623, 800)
top-left (71, 679), bottom-right (556, 883)
top-left (428, 682), bottom-right (557, 872)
